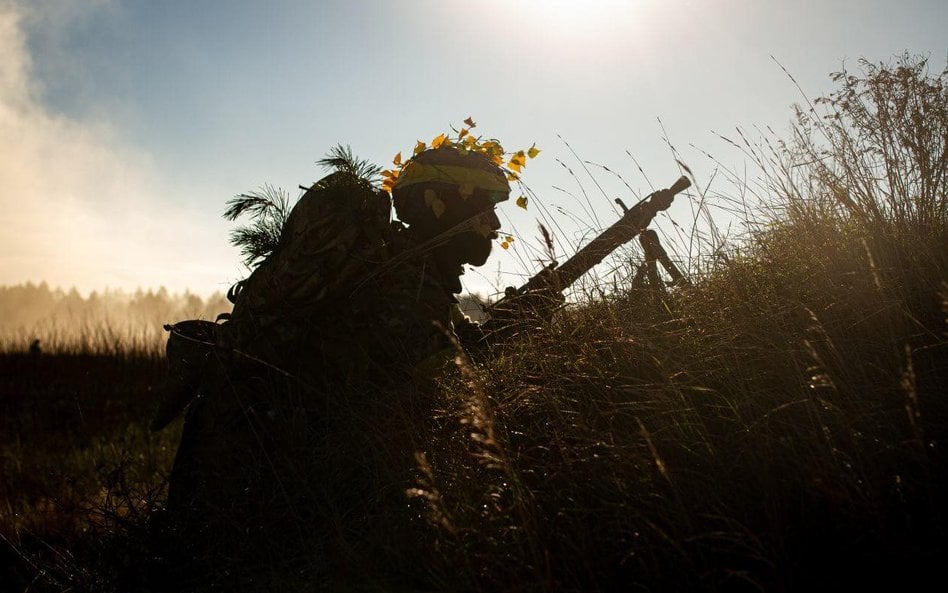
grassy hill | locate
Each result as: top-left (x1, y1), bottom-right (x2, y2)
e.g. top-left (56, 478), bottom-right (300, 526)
top-left (1, 54), bottom-right (945, 592)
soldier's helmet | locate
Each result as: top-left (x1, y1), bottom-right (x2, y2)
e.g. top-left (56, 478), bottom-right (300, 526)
top-left (392, 147), bottom-right (510, 227)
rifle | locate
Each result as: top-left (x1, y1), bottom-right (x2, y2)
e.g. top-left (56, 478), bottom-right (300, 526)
top-left (480, 175), bottom-right (691, 334)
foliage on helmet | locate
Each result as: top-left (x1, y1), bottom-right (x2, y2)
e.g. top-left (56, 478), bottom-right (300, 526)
top-left (381, 117), bottom-right (539, 211)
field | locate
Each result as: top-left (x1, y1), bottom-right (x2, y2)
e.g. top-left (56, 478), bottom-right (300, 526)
top-left (1, 55), bottom-right (946, 592)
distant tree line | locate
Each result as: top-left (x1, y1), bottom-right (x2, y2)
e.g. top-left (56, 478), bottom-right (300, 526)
top-left (0, 282), bottom-right (231, 350)
top-left (0, 282), bottom-right (490, 352)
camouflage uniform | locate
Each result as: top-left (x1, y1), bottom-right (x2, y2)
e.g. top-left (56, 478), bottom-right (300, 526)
top-left (158, 165), bottom-right (486, 589)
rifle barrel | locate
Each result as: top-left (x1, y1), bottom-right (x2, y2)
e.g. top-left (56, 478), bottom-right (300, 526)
top-left (482, 176), bottom-right (690, 328)
top-left (546, 176), bottom-right (691, 290)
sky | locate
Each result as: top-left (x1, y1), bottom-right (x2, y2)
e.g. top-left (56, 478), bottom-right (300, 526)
top-left (1, 0), bottom-right (945, 298)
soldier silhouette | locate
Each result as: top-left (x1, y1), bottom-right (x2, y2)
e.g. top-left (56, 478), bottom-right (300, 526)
top-left (152, 144), bottom-right (510, 591)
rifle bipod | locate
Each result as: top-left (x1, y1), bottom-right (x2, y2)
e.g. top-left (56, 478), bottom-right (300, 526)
top-left (481, 175), bottom-right (692, 331)
top-left (631, 229), bottom-right (690, 296)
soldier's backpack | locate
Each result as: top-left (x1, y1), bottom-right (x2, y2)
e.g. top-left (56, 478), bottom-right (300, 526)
top-left (150, 168), bottom-right (393, 431)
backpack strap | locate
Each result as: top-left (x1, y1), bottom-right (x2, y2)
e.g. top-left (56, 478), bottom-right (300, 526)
top-left (150, 320), bottom-right (221, 431)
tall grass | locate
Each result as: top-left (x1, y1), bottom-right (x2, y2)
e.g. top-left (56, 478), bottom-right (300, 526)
top-left (0, 321), bottom-right (165, 357)
top-left (0, 349), bottom-right (178, 592)
top-left (2, 54), bottom-right (945, 591)
top-left (408, 54), bottom-right (947, 591)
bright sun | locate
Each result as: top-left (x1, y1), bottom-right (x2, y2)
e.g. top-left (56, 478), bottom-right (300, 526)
top-left (510, 0), bottom-right (647, 30)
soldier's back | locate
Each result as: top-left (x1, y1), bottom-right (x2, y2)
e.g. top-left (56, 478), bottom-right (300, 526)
top-left (160, 174), bottom-right (460, 590)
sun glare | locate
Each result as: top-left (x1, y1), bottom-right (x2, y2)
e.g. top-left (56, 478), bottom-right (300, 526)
top-left (509, 0), bottom-right (648, 33)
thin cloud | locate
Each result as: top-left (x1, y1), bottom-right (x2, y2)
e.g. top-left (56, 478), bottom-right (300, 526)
top-left (0, 1), bottom-right (234, 296)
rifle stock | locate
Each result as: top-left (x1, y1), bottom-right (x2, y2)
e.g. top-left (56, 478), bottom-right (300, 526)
top-left (483, 175), bottom-right (691, 329)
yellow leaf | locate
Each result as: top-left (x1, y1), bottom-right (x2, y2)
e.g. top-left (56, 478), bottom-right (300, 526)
top-left (507, 159), bottom-right (522, 173)
top-left (464, 134), bottom-right (477, 148)
top-left (458, 128), bottom-right (469, 139)
top-left (506, 236), bottom-right (514, 242)
top-left (431, 198), bottom-right (446, 219)
top-left (482, 140), bottom-right (503, 157)
top-left (492, 154), bottom-right (504, 166)
top-left (464, 116), bottom-right (476, 128)
top-left (527, 144), bottom-right (541, 159)
top-left (424, 189), bottom-right (446, 217)
top-left (516, 195), bottom-right (528, 210)
top-left (414, 140), bottom-right (426, 155)
top-left (500, 241), bottom-right (509, 250)
top-left (432, 133), bottom-right (447, 149)
top-left (393, 152), bottom-right (402, 166)
top-left (506, 171), bottom-right (520, 181)
top-left (381, 169), bottom-right (395, 179)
